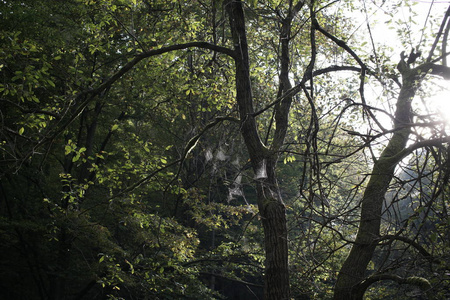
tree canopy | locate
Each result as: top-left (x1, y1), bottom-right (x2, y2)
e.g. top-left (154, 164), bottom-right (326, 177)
top-left (1, 0), bottom-right (449, 299)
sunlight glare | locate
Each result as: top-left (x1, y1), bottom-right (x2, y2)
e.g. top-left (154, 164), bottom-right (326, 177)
top-left (429, 83), bottom-right (450, 123)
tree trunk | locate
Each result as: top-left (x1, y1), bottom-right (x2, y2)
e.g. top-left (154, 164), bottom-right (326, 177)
top-left (225, 1), bottom-right (291, 298)
top-left (333, 57), bottom-right (421, 299)
top-left (256, 165), bottom-right (290, 300)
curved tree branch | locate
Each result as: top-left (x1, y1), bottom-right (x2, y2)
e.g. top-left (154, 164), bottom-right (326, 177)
top-left (174, 116), bottom-right (239, 181)
top-left (253, 65), bottom-right (362, 117)
top-left (388, 137), bottom-right (450, 165)
top-left (360, 274), bottom-right (432, 295)
top-left (15, 42), bottom-right (235, 172)
top-left (199, 272), bottom-right (263, 289)
top-left (95, 42), bottom-right (236, 95)
top-left (312, 20), bottom-right (367, 69)
top-left (377, 234), bottom-right (440, 263)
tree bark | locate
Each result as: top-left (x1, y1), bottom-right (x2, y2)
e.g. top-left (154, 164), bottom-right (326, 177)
top-left (333, 56), bottom-right (422, 300)
top-left (256, 158), bottom-right (290, 300)
top-left (225, 1), bottom-right (290, 298)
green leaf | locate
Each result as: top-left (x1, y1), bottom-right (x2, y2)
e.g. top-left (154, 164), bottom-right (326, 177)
top-left (47, 79), bottom-right (56, 87)
top-left (65, 145), bottom-right (72, 155)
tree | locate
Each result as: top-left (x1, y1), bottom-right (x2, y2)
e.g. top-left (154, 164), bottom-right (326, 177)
top-left (333, 8), bottom-right (450, 300)
top-left (1, 0), bottom-right (449, 299)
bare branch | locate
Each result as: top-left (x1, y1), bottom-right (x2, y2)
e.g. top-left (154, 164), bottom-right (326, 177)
top-left (360, 274), bottom-right (432, 293)
top-left (94, 42), bottom-right (235, 96)
top-left (0, 98), bottom-right (61, 119)
top-left (313, 19), bottom-right (367, 69)
top-left (423, 63), bottom-right (450, 79)
top-left (427, 5), bottom-right (450, 62)
top-left (177, 116), bottom-right (239, 172)
top-left (107, 158), bottom-right (181, 201)
top-left (377, 235), bottom-right (439, 263)
top-left (389, 137), bottom-right (450, 165)
top-left (313, 19), bottom-right (389, 130)
top-left (199, 272), bottom-right (263, 288)
top-left (253, 65), bottom-right (362, 117)
top-left (443, 11), bottom-right (450, 66)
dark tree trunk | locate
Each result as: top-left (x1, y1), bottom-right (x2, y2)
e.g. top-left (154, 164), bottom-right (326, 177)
top-left (256, 158), bottom-right (290, 300)
top-left (225, 0), bottom-right (291, 298)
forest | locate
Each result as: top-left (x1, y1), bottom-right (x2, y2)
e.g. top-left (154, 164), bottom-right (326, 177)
top-left (1, 0), bottom-right (449, 299)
